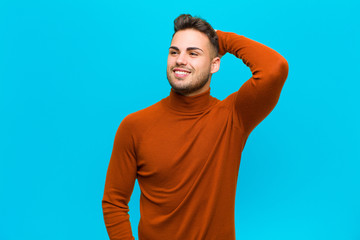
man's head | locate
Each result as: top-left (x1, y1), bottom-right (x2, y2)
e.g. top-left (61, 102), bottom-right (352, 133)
top-left (166, 14), bottom-right (220, 96)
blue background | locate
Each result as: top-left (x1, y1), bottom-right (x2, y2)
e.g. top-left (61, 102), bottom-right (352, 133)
top-left (1, 0), bottom-right (359, 239)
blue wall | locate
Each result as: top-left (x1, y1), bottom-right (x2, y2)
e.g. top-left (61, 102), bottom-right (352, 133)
top-left (1, 0), bottom-right (359, 239)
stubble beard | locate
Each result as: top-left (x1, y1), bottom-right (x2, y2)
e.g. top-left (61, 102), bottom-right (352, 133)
top-left (166, 67), bottom-right (211, 96)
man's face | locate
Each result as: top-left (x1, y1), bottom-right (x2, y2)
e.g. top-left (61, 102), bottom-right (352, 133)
top-left (166, 29), bottom-right (219, 96)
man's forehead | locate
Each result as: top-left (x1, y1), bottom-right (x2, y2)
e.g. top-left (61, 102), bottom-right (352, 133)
top-left (171, 29), bottom-right (211, 50)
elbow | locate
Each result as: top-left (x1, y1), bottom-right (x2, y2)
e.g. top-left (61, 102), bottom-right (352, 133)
top-left (282, 56), bottom-right (289, 71)
top-left (279, 57), bottom-right (289, 82)
top-left (268, 57), bottom-right (289, 84)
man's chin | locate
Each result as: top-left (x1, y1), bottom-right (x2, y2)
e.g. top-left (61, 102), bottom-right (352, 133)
top-left (170, 84), bottom-right (190, 93)
top-left (167, 81), bottom-right (190, 94)
top-left (168, 77), bottom-right (188, 89)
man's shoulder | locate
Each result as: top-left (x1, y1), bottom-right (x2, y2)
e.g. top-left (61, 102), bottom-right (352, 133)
top-left (119, 98), bottom-right (166, 129)
top-left (213, 92), bottom-right (237, 109)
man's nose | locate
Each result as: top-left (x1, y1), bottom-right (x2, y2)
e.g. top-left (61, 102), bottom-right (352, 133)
top-left (176, 53), bottom-right (187, 66)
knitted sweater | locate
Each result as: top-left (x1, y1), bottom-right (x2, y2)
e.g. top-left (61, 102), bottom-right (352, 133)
top-left (102, 30), bottom-right (289, 240)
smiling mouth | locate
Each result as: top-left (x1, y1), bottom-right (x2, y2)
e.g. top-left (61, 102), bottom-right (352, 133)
top-left (173, 69), bottom-right (191, 78)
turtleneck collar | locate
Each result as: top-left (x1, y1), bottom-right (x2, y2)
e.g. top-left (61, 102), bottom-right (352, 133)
top-left (163, 87), bottom-right (216, 113)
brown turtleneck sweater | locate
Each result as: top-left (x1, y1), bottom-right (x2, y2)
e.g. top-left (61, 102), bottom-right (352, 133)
top-left (102, 30), bottom-right (289, 240)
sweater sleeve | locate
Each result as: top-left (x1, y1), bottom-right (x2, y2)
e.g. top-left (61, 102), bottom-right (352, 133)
top-left (217, 30), bottom-right (289, 135)
top-left (102, 117), bottom-right (137, 240)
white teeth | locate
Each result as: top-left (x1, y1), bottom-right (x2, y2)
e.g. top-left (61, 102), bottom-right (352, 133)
top-left (175, 71), bottom-right (189, 74)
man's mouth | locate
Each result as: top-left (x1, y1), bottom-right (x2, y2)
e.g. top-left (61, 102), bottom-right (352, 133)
top-left (173, 68), bottom-right (191, 78)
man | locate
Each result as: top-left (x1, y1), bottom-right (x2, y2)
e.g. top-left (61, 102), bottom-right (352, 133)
top-left (102, 14), bottom-right (289, 240)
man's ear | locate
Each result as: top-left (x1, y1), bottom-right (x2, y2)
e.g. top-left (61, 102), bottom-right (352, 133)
top-left (210, 57), bottom-right (220, 74)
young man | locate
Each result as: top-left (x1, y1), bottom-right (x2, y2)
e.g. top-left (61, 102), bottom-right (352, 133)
top-left (102, 14), bottom-right (289, 240)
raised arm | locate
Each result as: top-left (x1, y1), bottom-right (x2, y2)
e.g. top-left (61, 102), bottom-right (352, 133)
top-left (102, 117), bottom-right (137, 240)
top-left (217, 30), bottom-right (289, 135)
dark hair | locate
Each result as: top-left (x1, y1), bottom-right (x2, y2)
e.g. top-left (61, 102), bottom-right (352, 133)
top-left (173, 14), bottom-right (219, 57)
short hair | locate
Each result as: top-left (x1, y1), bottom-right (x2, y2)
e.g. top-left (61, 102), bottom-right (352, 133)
top-left (173, 14), bottom-right (219, 58)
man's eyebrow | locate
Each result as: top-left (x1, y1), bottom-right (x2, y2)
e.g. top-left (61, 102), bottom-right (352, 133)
top-left (187, 47), bottom-right (204, 52)
top-left (169, 46), bottom-right (204, 52)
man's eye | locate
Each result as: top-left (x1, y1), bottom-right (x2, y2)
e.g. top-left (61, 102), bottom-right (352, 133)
top-left (190, 52), bottom-right (198, 56)
top-left (170, 51), bottom-right (178, 55)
